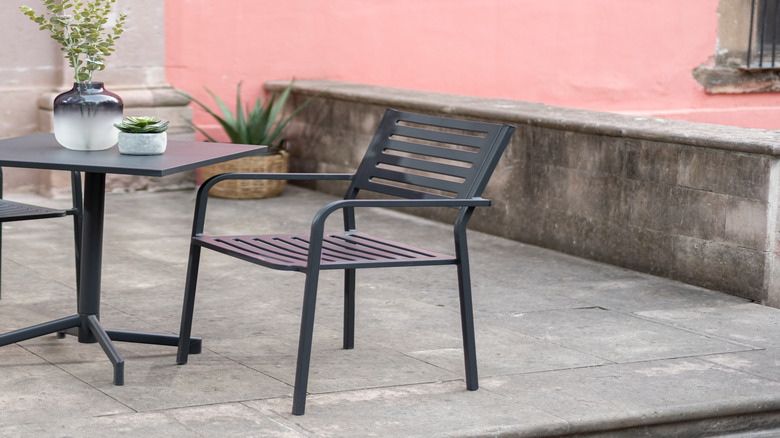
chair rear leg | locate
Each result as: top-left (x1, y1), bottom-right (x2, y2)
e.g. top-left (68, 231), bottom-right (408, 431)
top-left (177, 244), bottom-right (202, 365)
top-left (292, 269), bottom-right (320, 416)
top-left (0, 225), bottom-right (3, 300)
top-left (457, 261), bottom-right (478, 391)
top-left (72, 210), bottom-right (82, 295)
top-left (343, 268), bottom-right (355, 349)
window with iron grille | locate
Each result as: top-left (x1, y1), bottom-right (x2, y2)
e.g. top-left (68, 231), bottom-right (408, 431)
top-left (746, 0), bottom-right (780, 68)
top-left (693, 0), bottom-right (780, 93)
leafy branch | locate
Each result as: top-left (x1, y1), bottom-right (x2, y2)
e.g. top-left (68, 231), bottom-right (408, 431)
top-left (20, 0), bottom-right (127, 84)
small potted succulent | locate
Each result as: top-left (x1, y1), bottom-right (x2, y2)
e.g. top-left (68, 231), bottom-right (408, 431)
top-left (114, 116), bottom-right (169, 155)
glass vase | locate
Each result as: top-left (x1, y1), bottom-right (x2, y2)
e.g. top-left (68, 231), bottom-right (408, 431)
top-left (53, 82), bottom-right (123, 151)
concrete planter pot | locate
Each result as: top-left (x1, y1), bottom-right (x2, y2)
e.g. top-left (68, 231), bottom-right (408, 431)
top-left (117, 131), bottom-right (167, 155)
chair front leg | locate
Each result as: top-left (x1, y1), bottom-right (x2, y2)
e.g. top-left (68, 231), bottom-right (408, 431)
top-left (457, 258), bottom-right (478, 391)
top-left (343, 268), bottom-right (355, 350)
top-left (292, 268), bottom-right (321, 416)
top-left (177, 244), bottom-right (202, 365)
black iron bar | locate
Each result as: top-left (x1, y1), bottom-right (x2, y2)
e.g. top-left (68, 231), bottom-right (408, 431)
top-left (749, 0), bottom-right (756, 67)
top-left (772, 0), bottom-right (780, 68)
top-left (760, 0), bottom-right (767, 67)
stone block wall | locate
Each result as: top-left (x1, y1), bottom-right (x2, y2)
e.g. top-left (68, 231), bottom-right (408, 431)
top-left (266, 79), bottom-right (780, 306)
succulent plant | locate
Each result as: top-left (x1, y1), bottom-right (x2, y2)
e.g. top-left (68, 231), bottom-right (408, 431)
top-left (114, 116), bottom-right (169, 133)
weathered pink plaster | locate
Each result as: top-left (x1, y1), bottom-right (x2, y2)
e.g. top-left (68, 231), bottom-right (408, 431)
top-left (165, 0), bottom-right (779, 130)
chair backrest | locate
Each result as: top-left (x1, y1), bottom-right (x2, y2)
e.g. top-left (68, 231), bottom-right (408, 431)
top-left (345, 109), bottom-right (515, 201)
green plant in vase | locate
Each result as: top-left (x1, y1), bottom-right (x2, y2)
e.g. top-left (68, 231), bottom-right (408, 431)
top-left (20, 0), bottom-right (127, 84)
top-left (19, 0), bottom-right (127, 151)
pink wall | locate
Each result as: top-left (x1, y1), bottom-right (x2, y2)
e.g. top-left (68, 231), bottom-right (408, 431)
top-left (165, 0), bottom-right (780, 130)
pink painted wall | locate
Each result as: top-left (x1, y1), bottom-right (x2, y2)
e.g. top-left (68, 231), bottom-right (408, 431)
top-left (165, 0), bottom-right (780, 130)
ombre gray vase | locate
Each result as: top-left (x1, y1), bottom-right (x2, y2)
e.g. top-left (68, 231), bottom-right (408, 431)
top-left (53, 82), bottom-right (123, 151)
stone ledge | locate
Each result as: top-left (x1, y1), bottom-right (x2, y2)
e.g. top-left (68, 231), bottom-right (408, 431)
top-left (37, 85), bottom-right (191, 110)
top-left (266, 79), bottom-right (780, 156)
top-left (693, 65), bottom-right (780, 94)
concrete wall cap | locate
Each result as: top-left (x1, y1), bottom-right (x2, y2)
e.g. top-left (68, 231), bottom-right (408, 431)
top-left (266, 79), bottom-right (780, 157)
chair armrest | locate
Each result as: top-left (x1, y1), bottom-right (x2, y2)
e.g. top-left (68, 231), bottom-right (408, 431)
top-left (302, 197), bottom-right (491, 268)
top-left (309, 197), bottom-right (490, 238)
top-left (201, 172), bottom-right (353, 188)
top-left (317, 198), bottom-right (491, 216)
top-left (191, 173), bottom-right (354, 236)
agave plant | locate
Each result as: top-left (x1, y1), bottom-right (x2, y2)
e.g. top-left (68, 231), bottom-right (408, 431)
top-left (114, 116), bottom-right (169, 133)
top-left (181, 80), bottom-right (316, 154)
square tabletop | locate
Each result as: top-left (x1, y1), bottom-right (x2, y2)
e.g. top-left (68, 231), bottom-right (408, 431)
top-left (0, 133), bottom-right (266, 177)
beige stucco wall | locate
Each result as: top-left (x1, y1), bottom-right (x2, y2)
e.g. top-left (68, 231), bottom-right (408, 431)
top-left (715, 0), bottom-right (754, 67)
top-left (0, 0), bottom-right (193, 196)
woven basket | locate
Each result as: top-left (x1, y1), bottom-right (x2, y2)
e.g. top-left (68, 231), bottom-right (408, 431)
top-left (200, 151), bottom-right (288, 199)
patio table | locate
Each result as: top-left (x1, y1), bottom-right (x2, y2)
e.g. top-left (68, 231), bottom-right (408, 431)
top-left (0, 133), bottom-right (265, 385)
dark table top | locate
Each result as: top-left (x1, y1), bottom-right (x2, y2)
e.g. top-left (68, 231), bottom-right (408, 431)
top-left (0, 133), bottom-right (267, 177)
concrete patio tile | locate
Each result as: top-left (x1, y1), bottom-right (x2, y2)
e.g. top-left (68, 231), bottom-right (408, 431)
top-left (14, 307), bottom-right (292, 412)
top-left (481, 358), bottom-right (780, 434)
top-left (2, 221), bottom-right (80, 286)
top-left (485, 306), bottom-right (753, 363)
top-left (112, 236), bottom-right (191, 268)
top-left (0, 344), bottom-right (132, 428)
top-left (636, 303), bottom-right (780, 349)
top-left (194, 313), bottom-right (462, 395)
top-left (409, 320), bottom-right (608, 377)
top-left (0, 295), bottom-right (77, 334)
top-left (164, 402), bottom-right (305, 437)
top-left (0, 411), bottom-right (192, 438)
top-left (554, 275), bottom-right (750, 312)
top-left (702, 349), bottom-right (780, 382)
top-left (0, 261), bottom-right (75, 303)
top-left (244, 380), bottom-right (569, 438)
top-left (21, 334), bottom-right (293, 412)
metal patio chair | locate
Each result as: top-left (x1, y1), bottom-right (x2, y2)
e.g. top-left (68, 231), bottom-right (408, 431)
top-left (0, 169), bottom-right (82, 299)
top-left (176, 109), bottom-right (515, 415)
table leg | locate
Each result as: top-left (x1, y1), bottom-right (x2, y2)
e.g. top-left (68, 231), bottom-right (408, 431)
top-left (0, 315), bottom-right (80, 346)
top-left (76, 172), bottom-right (105, 343)
top-left (86, 314), bottom-right (124, 385)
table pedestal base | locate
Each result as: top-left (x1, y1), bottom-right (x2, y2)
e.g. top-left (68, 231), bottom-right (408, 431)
top-left (0, 315), bottom-right (201, 385)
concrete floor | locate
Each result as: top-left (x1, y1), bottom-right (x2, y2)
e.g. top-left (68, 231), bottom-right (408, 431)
top-left (1, 186), bottom-right (780, 437)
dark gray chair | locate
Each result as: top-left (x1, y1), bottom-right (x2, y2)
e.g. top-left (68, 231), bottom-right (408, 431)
top-left (0, 169), bottom-right (82, 299)
top-left (176, 109), bottom-right (515, 415)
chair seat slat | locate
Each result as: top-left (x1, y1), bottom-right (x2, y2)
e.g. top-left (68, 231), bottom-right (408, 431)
top-left (0, 200), bottom-right (69, 222)
top-left (195, 231), bottom-right (456, 271)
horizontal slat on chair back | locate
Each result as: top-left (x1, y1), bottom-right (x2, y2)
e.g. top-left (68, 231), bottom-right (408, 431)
top-left (347, 109), bottom-right (515, 200)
